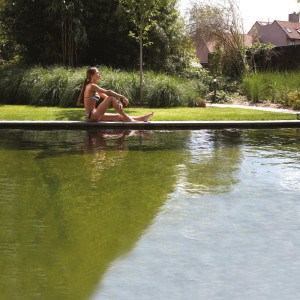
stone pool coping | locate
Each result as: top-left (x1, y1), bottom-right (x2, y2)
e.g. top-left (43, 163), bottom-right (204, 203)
top-left (0, 120), bottom-right (300, 130)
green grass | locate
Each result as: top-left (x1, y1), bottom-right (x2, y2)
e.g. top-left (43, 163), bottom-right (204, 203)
top-left (0, 105), bottom-right (296, 121)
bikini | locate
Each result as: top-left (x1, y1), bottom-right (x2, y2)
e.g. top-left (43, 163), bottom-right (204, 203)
top-left (90, 92), bottom-right (101, 102)
top-left (85, 92), bottom-right (101, 120)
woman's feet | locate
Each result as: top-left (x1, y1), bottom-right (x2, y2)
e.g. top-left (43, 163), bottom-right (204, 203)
top-left (123, 116), bottom-right (137, 122)
top-left (129, 112), bottom-right (154, 122)
top-left (122, 112), bottom-right (154, 122)
top-left (143, 112), bottom-right (154, 122)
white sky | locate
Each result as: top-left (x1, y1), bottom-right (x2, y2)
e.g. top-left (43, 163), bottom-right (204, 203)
top-left (178, 0), bottom-right (300, 32)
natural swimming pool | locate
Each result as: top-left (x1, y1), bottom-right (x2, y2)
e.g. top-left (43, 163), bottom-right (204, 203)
top-left (1, 128), bottom-right (300, 300)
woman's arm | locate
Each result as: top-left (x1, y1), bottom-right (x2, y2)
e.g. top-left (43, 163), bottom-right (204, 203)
top-left (91, 83), bottom-right (129, 105)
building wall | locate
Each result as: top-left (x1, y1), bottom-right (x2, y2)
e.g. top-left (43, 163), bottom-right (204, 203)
top-left (194, 40), bottom-right (210, 64)
top-left (256, 22), bottom-right (288, 46)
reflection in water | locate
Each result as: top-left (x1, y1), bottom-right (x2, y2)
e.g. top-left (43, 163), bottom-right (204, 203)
top-left (1, 129), bottom-right (300, 300)
top-left (180, 130), bottom-right (242, 194)
top-left (83, 130), bottom-right (152, 153)
top-left (82, 130), bottom-right (153, 187)
top-left (93, 129), bottom-right (300, 300)
top-left (0, 129), bottom-right (186, 300)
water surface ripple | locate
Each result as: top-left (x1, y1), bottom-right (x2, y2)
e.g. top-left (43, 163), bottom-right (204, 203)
top-left (0, 128), bottom-right (300, 300)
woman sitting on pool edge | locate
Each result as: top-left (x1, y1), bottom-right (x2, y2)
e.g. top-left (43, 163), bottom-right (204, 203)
top-left (77, 67), bottom-right (154, 122)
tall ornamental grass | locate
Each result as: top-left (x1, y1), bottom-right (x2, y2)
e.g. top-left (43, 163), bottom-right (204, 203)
top-left (242, 72), bottom-right (300, 109)
top-left (0, 64), bottom-right (208, 107)
top-left (145, 72), bottom-right (197, 107)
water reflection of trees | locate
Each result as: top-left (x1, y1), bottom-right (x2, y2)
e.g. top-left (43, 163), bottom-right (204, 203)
top-left (0, 129), bottom-right (188, 300)
top-left (0, 128), bottom-right (254, 299)
top-left (182, 130), bottom-right (243, 194)
top-left (242, 129), bottom-right (300, 151)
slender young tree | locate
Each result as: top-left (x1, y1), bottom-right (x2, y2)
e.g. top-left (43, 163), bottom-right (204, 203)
top-left (119, 0), bottom-right (160, 101)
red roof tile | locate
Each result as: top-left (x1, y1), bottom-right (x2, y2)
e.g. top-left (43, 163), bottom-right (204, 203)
top-left (275, 21), bottom-right (300, 40)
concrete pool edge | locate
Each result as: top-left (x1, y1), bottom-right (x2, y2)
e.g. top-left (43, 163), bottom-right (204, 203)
top-left (1, 120), bottom-right (300, 130)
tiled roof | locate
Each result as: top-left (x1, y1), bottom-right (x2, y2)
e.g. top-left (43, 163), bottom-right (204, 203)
top-left (256, 21), bottom-right (272, 26)
top-left (203, 34), bottom-right (253, 52)
top-left (275, 21), bottom-right (300, 40)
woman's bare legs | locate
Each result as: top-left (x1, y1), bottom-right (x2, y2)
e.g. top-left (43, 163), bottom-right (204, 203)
top-left (92, 96), bottom-right (134, 122)
top-left (131, 112), bottom-right (154, 122)
top-left (91, 96), bottom-right (154, 122)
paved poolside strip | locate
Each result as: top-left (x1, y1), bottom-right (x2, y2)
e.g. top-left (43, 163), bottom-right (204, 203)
top-left (208, 103), bottom-right (299, 115)
top-left (0, 120), bottom-right (300, 130)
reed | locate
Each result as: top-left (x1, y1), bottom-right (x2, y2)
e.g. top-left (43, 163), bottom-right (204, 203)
top-left (0, 64), bottom-right (27, 104)
top-left (100, 67), bottom-right (141, 106)
top-left (59, 68), bottom-right (85, 107)
top-left (242, 72), bottom-right (300, 107)
top-left (145, 72), bottom-right (199, 107)
top-left (16, 66), bottom-right (48, 104)
top-left (0, 64), bottom-right (210, 107)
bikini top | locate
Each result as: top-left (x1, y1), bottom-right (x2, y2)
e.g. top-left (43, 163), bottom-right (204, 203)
top-left (90, 92), bottom-right (101, 101)
top-left (85, 92), bottom-right (101, 102)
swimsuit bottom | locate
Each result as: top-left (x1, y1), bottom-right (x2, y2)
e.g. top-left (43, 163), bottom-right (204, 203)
top-left (85, 109), bottom-right (97, 121)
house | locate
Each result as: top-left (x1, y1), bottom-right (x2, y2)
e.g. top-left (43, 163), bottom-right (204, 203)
top-left (194, 34), bottom-right (253, 65)
top-left (194, 39), bottom-right (215, 65)
top-left (248, 12), bottom-right (300, 46)
top-left (194, 12), bottom-right (300, 65)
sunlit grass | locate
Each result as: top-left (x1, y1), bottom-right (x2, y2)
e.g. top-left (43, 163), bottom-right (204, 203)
top-left (0, 105), bottom-right (296, 121)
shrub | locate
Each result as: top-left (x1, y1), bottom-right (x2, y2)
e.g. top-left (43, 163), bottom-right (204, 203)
top-left (286, 90), bottom-right (300, 110)
top-left (30, 68), bottom-right (68, 106)
top-left (206, 90), bottom-right (228, 103)
top-left (16, 66), bottom-right (47, 104)
top-left (101, 68), bottom-right (141, 106)
top-left (145, 73), bottom-right (198, 107)
top-left (0, 63), bottom-right (207, 107)
top-left (147, 76), bottom-right (183, 107)
top-left (242, 72), bottom-right (300, 107)
top-left (0, 63), bottom-right (27, 103)
top-left (60, 68), bottom-right (85, 107)
top-left (292, 100), bottom-right (300, 111)
top-left (189, 98), bottom-right (206, 107)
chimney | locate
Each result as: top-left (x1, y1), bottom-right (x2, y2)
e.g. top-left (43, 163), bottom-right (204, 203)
top-left (289, 12), bottom-right (299, 23)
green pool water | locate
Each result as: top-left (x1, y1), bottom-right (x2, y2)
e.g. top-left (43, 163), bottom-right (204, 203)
top-left (1, 128), bottom-right (300, 300)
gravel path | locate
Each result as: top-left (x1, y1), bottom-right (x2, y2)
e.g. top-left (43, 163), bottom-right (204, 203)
top-left (207, 103), bottom-right (299, 115)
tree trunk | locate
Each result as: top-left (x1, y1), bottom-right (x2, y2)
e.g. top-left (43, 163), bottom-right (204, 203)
top-left (139, 25), bottom-right (143, 102)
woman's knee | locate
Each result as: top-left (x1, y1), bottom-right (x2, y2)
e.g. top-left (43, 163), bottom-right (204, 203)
top-left (105, 96), bottom-right (116, 102)
top-left (111, 98), bottom-right (123, 112)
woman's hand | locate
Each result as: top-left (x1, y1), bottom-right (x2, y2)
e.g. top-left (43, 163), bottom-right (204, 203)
top-left (117, 101), bottom-right (123, 111)
top-left (121, 96), bottom-right (129, 106)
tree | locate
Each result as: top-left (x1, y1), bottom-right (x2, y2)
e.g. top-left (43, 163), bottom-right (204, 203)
top-left (1, 0), bottom-right (48, 63)
top-left (146, 0), bottom-right (195, 74)
top-left (119, 0), bottom-right (160, 100)
top-left (0, 0), bottom-right (193, 73)
top-left (81, 0), bottom-right (138, 68)
top-left (46, 0), bottom-right (88, 66)
top-left (0, 0), bottom-right (19, 62)
top-left (0, 0), bottom-right (87, 66)
top-left (187, 0), bottom-right (247, 78)
top-left (246, 42), bottom-right (276, 73)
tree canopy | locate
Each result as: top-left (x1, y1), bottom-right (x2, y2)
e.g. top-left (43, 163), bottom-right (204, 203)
top-left (187, 0), bottom-right (246, 78)
top-left (0, 0), bottom-right (194, 73)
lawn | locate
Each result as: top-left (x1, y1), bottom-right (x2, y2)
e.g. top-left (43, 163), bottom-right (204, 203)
top-left (0, 105), bottom-right (296, 121)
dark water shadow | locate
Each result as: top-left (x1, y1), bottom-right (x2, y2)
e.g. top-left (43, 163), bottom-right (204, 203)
top-left (0, 129), bottom-right (188, 300)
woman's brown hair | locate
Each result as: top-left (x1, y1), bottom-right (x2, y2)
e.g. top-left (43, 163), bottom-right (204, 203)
top-left (77, 67), bottom-right (98, 106)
